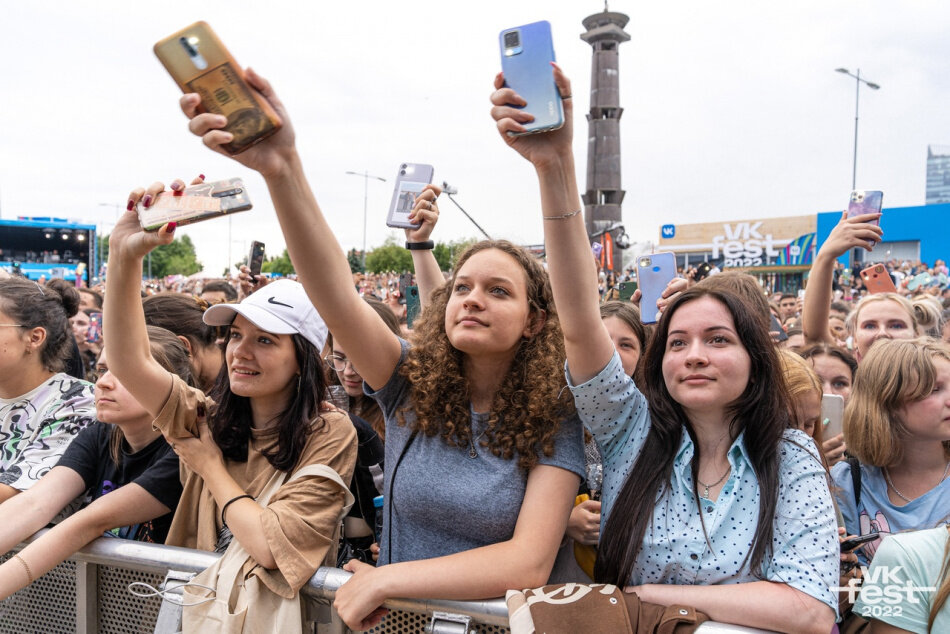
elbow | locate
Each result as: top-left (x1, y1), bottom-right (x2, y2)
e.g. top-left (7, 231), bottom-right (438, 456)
top-left (252, 550), bottom-right (278, 570)
top-left (796, 603), bottom-right (835, 634)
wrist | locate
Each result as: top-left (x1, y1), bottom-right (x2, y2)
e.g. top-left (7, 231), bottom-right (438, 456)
top-left (533, 152), bottom-right (576, 178)
top-left (405, 240), bottom-right (434, 250)
top-left (259, 148), bottom-right (302, 181)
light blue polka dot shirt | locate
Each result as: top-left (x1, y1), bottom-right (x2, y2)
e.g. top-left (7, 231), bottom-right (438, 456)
top-left (567, 351), bottom-right (840, 613)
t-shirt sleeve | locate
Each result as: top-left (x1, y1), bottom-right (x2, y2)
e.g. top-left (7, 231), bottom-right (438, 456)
top-left (55, 422), bottom-right (108, 490)
top-left (151, 374), bottom-right (213, 440)
top-left (765, 431), bottom-right (841, 615)
top-left (364, 338), bottom-right (411, 421)
top-left (853, 535), bottom-right (930, 632)
top-left (131, 442), bottom-right (183, 512)
top-left (0, 379), bottom-right (96, 491)
top-left (537, 412), bottom-right (586, 480)
top-left (255, 411), bottom-right (358, 596)
top-left (566, 351), bottom-right (650, 464)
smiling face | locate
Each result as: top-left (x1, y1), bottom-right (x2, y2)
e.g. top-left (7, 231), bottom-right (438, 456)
top-left (661, 296), bottom-right (752, 422)
top-left (444, 248), bottom-right (538, 358)
top-left (854, 299), bottom-right (915, 360)
top-left (897, 357), bottom-right (950, 444)
top-left (93, 350), bottom-right (150, 426)
top-left (603, 316), bottom-right (642, 377)
top-left (225, 314), bottom-right (300, 401)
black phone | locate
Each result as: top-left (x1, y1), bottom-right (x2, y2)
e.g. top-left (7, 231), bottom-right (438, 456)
top-left (769, 313), bottom-right (789, 342)
top-left (406, 286), bottom-right (421, 329)
top-left (840, 533), bottom-right (880, 552)
top-left (248, 241), bottom-right (265, 278)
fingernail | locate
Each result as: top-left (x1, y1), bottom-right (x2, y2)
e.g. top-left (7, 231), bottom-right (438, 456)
top-left (142, 194), bottom-right (152, 208)
top-left (126, 200), bottom-right (134, 211)
top-left (198, 174), bottom-right (205, 181)
top-left (166, 222), bottom-right (177, 234)
top-left (170, 181), bottom-right (182, 191)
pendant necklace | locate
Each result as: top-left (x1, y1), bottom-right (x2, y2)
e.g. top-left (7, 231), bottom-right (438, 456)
top-left (469, 429), bottom-right (489, 459)
top-left (697, 465), bottom-right (731, 500)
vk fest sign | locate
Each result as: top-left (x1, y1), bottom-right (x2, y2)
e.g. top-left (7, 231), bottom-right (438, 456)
top-left (660, 216), bottom-right (816, 267)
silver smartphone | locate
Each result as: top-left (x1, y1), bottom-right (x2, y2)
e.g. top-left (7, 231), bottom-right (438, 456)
top-left (385, 163), bottom-right (434, 229)
top-left (821, 393), bottom-right (845, 438)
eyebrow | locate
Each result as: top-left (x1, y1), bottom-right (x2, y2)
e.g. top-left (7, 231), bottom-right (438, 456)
top-left (668, 325), bottom-right (735, 336)
top-left (455, 275), bottom-right (516, 286)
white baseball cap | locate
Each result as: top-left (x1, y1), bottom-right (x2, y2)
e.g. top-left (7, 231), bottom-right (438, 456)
top-left (203, 279), bottom-right (328, 350)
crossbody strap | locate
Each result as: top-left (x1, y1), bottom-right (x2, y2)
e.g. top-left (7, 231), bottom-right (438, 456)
top-left (847, 455), bottom-right (862, 508)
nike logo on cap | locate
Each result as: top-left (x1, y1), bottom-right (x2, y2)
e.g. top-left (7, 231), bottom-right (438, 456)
top-left (267, 297), bottom-right (293, 308)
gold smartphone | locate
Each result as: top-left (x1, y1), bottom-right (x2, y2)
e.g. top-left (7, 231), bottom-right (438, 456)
top-left (154, 21), bottom-right (281, 154)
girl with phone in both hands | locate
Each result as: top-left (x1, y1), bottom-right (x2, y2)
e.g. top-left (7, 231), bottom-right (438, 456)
top-left (831, 338), bottom-right (950, 566)
top-left (491, 66), bottom-right (838, 633)
top-left (0, 278), bottom-right (97, 504)
top-left (0, 326), bottom-right (188, 600)
top-left (104, 210), bottom-right (357, 603)
top-left (179, 68), bottom-right (584, 631)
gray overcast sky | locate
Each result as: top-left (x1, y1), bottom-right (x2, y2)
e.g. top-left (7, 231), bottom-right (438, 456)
top-left (2, 1), bottom-right (948, 274)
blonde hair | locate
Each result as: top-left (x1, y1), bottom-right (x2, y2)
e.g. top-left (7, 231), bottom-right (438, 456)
top-left (779, 350), bottom-right (825, 449)
top-left (911, 295), bottom-right (943, 337)
top-left (846, 292), bottom-right (918, 336)
top-left (844, 337), bottom-right (950, 466)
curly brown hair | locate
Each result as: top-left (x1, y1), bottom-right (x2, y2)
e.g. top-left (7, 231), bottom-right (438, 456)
top-left (398, 240), bottom-right (574, 470)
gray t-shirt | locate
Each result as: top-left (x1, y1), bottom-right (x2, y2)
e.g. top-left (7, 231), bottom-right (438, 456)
top-left (369, 339), bottom-right (585, 566)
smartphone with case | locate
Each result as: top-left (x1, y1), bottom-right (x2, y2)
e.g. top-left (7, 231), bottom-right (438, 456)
top-left (499, 21), bottom-right (564, 136)
top-left (406, 286), bottom-right (421, 329)
top-left (847, 190), bottom-right (883, 225)
top-left (140, 178), bottom-right (252, 231)
top-left (86, 312), bottom-right (103, 344)
top-left (860, 264), bottom-right (897, 294)
top-left (769, 313), bottom-right (789, 342)
top-left (821, 393), bottom-right (845, 439)
top-left (617, 281), bottom-right (637, 302)
top-left (386, 163), bottom-right (434, 229)
top-left (247, 241), bottom-right (265, 279)
top-left (154, 21), bottom-right (282, 154)
top-left (636, 252), bottom-right (677, 324)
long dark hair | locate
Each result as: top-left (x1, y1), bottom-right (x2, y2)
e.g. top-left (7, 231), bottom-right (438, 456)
top-left (595, 287), bottom-right (791, 585)
top-left (0, 277), bottom-right (80, 373)
top-left (208, 332), bottom-right (328, 472)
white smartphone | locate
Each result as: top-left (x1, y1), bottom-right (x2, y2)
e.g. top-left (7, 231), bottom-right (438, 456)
top-left (385, 163), bottom-right (434, 229)
top-left (821, 393), bottom-right (845, 438)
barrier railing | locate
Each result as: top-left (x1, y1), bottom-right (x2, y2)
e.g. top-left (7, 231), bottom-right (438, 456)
top-left (0, 530), bottom-right (772, 633)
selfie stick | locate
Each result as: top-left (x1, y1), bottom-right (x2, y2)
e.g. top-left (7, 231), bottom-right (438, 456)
top-left (442, 182), bottom-right (492, 241)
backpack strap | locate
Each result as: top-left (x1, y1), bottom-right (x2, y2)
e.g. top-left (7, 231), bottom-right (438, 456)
top-left (847, 455), bottom-right (862, 508)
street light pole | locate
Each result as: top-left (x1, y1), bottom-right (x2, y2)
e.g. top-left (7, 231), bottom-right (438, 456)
top-left (835, 67), bottom-right (880, 190)
top-left (345, 170), bottom-right (387, 270)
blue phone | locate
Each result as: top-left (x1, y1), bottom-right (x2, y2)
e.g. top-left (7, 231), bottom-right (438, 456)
top-left (636, 252), bottom-right (677, 324)
top-left (499, 21), bottom-right (564, 136)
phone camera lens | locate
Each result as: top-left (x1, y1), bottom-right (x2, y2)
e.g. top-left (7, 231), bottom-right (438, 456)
top-left (504, 31), bottom-right (520, 49)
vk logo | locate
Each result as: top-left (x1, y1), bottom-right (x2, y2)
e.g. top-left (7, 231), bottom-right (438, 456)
top-left (661, 225), bottom-right (675, 238)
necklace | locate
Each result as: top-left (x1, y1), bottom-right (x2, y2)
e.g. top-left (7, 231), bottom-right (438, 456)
top-left (697, 465), bottom-right (731, 500)
top-left (468, 428), bottom-right (488, 459)
top-left (884, 460), bottom-right (950, 503)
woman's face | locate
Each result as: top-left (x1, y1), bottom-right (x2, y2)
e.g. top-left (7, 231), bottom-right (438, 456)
top-left (828, 316), bottom-right (847, 342)
top-left (661, 297), bottom-right (751, 422)
top-left (603, 316), bottom-right (642, 377)
top-left (93, 350), bottom-right (149, 425)
top-left (0, 308), bottom-right (30, 381)
top-left (331, 340), bottom-right (363, 398)
top-left (897, 357), bottom-right (950, 444)
top-left (444, 249), bottom-right (538, 357)
top-left (792, 390), bottom-right (821, 439)
top-left (854, 300), bottom-right (915, 360)
top-left (809, 353), bottom-right (853, 404)
top-left (70, 311), bottom-right (90, 345)
top-left (225, 315), bottom-right (300, 401)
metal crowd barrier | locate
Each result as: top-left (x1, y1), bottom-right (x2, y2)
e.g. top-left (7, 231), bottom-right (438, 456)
top-left (0, 530), bottom-right (772, 633)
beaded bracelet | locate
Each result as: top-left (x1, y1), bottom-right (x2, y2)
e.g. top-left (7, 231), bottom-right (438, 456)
top-left (13, 554), bottom-right (34, 584)
top-left (543, 209), bottom-right (582, 220)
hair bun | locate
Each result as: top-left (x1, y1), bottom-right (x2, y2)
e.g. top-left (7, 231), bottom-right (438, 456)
top-left (44, 279), bottom-right (82, 318)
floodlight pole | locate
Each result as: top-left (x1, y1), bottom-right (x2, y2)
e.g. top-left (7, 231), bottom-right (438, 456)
top-left (345, 170), bottom-right (387, 270)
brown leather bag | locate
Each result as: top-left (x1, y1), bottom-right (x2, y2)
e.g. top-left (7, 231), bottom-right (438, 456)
top-left (506, 583), bottom-right (709, 634)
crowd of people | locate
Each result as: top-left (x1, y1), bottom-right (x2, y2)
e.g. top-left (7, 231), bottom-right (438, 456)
top-left (0, 61), bottom-right (948, 634)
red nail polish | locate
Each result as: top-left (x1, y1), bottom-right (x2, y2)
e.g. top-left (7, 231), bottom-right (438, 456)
top-left (126, 200), bottom-right (134, 211)
top-left (142, 194), bottom-right (152, 208)
top-left (198, 174), bottom-right (205, 181)
top-left (166, 222), bottom-right (177, 233)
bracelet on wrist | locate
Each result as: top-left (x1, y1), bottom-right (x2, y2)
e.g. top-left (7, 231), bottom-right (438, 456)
top-left (406, 240), bottom-right (435, 251)
top-left (543, 209), bottom-right (582, 221)
top-left (221, 493), bottom-right (254, 526)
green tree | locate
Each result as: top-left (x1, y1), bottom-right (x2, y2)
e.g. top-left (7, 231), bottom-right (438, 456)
top-left (347, 248), bottom-right (364, 274)
top-left (262, 248), bottom-right (295, 276)
top-left (434, 237), bottom-right (478, 271)
top-left (148, 234), bottom-right (202, 277)
top-left (365, 236), bottom-right (413, 273)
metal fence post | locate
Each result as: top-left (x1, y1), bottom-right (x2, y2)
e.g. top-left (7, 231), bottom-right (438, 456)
top-left (75, 560), bottom-right (99, 634)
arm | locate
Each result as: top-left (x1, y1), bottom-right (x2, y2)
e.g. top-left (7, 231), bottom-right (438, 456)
top-left (103, 189), bottom-right (179, 418)
top-left (0, 482), bottom-right (169, 600)
top-left (180, 69), bottom-right (401, 391)
top-left (489, 67), bottom-right (613, 384)
top-left (405, 185), bottom-right (446, 309)
top-left (0, 485), bottom-right (18, 503)
top-left (629, 581), bottom-right (834, 634)
top-left (0, 467), bottom-right (86, 555)
top-left (334, 465), bottom-right (580, 630)
top-left (803, 211), bottom-right (882, 345)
